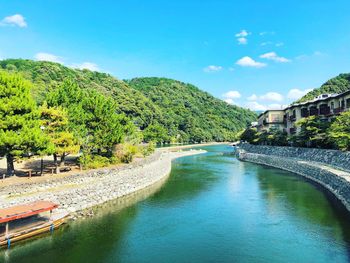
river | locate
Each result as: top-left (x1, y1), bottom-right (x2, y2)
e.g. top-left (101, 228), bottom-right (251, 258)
top-left (1, 145), bottom-right (350, 263)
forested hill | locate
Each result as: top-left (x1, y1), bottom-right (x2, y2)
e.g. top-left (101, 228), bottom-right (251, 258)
top-left (0, 59), bottom-right (256, 143)
top-left (126, 77), bottom-right (257, 141)
top-left (297, 73), bottom-right (350, 102)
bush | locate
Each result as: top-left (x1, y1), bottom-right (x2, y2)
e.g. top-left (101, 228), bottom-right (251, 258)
top-left (114, 143), bottom-right (139, 163)
top-left (79, 154), bottom-right (111, 169)
top-left (141, 142), bottom-right (156, 156)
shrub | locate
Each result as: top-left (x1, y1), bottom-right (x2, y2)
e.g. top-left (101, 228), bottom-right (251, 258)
top-left (79, 154), bottom-right (111, 169)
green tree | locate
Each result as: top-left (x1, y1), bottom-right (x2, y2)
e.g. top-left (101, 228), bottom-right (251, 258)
top-left (40, 103), bottom-right (80, 173)
top-left (0, 71), bottom-right (51, 175)
top-left (143, 123), bottom-right (169, 144)
top-left (267, 129), bottom-right (288, 146)
top-left (328, 111), bottom-right (350, 151)
top-left (295, 116), bottom-right (331, 148)
top-left (47, 80), bottom-right (132, 156)
top-left (240, 127), bottom-right (258, 144)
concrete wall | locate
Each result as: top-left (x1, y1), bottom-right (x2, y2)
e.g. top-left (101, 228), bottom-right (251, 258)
top-left (237, 144), bottom-right (350, 212)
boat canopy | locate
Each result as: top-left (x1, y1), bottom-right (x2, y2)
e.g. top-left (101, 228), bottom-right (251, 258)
top-left (0, 201), bottom-right (58, 224)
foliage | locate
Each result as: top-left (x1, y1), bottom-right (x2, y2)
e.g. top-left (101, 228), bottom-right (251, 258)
top-left (297, 73), bottom-right (350, 102)
top-left (0, 60), bottom-right (257, 144)
top-left (267, 130), bottom-right (288, 146)
top-left (79, 154), bottom-right (112, 170)
top-left (294, 116), bottom-right (331, 148)
top-left (126, 77), bottom-right (257, 143)
top-left (40, 103), bottom-right (80, 164)
top-left (113, 143), bottom-right (139, 163)
top-left (46, 80), bottom-right (132, 155)
top-left (240, 127), bottom-right (258, 144)
top-left (141, 142), bottom-right (156, 156)
top-left (0, 71), bottom-right (52, 174)
top-left (328, 111), bottom-right (350, 151)
top-left (143, 123), bottom-right (169, 144)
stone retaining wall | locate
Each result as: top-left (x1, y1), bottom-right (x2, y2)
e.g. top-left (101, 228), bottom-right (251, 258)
top-left (237, 144), bottom-right (350, 212)
top-left (240, 143), bottom-right (350, 172)
top-left (0, 149), bottom-right (206, 214)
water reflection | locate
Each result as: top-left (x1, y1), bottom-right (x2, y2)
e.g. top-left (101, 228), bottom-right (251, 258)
top-left (1, 145), bottom-right (350, 263)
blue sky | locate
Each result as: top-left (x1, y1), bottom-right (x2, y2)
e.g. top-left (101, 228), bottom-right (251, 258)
top-left (0, 0), bottom-right (349, 110)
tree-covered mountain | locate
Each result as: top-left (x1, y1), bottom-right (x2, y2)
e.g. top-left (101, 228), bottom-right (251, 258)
top-left (0, 59), bottom-right (256, 143)
top-left (126, 77), bottom-right (256, 142)
top-left (297, 73), bottom-right (350, 102)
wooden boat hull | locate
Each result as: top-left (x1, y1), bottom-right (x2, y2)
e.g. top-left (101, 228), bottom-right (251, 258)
top-left (0, 217), bottom-right (66, 248)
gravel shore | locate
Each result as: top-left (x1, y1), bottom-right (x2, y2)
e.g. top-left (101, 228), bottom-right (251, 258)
top-left (0, 149), bottom-right (206, 214)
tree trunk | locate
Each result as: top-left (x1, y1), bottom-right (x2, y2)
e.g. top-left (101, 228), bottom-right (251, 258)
top-left (40, 158), bottom-right (44, 176)
top-left (6, 154), bottom-right (15, 176)
top-left (53, 154), bottom-right (60, 174)
top-left (60, 154), bottom-right (66, 167)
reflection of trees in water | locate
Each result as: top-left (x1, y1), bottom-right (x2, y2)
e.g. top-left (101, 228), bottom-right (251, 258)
top-left (254, 164), bottom-right (350, 244)
top-left (147, 154), bottom-right (222, 205)
top-left (0, 175), bottom-right (169, 263)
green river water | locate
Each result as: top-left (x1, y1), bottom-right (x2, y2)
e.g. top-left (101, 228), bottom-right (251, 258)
top-left (1, 145), bottom-right (350, 263)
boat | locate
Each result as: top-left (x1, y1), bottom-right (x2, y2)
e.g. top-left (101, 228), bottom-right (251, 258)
top-left (0, 201), bottom-right (68, 248)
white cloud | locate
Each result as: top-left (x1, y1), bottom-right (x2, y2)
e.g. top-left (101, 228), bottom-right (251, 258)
top-left (34, 52), bottom-right (63, 64)
top-left (275, 42), bottom-right (284, 47)
top-left (246, 101), bottom-right (267, 111)
top-left (259, 31), bottom-right (275, 36)
top-left (260, 52), bottom-right (290, 63)
top-left (260, 92), bottom-right (284, 102)
top-left (228, 67), bottom-right (235, 71)
top-left (235, 30), bottom-right (250, 45)
top-left (1, 14), bottom-right (27, 28)
top-left (224, 98), bottom-right (236, 105)
top-left (247, 94), bottom-right (258, 101)
top-left (235, 30), bottom-right (249, 38)
top-left (236, 56), bottom-right (266, 68)
top-left (261, 41), bottom-right (273, 46)
top-left (223, 90), bottom-right (241, 99)
top-left (237, 37), bottom-right (247, 45)
top-left (77, 62), bottom-right (99, 71)
top-left (203, 65), bottom-right (223, 72)
top-left (287, 88), bottom-right (313, 100)
top-left (267, 103), bottom-right (286, 110)
top-left (295, 51), bottom-right (327, 61)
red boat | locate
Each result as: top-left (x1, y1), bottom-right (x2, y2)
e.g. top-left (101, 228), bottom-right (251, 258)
top-left (0, 201), bottom-right (68, 248)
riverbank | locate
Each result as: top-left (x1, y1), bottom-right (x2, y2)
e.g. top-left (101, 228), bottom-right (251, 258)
top-left (0, 148), bottom-right (206, 215)
top-left (237, 143), bottom-right (350, 212)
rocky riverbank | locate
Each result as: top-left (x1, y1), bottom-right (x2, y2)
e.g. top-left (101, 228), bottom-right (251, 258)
top-left (237, 144), bottom-right (350, 212)
top-left (0, 149), bottom-right (206, 215)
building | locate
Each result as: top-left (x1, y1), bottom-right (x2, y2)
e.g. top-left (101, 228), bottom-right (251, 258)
top-left (257, 110), bottom-right (285, 132)
top-left (257, 90), bottom-right (350, 135)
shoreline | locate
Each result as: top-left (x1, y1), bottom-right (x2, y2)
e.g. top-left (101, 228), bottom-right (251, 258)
top-left (0, 149), bottom-right (206, 215)
top-left (237, 144), bottom-right (350, 212)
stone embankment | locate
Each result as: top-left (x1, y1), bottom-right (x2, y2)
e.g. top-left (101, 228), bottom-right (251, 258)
top-left (0, 149), bottom-right (206, 214)
top-left (237, 143), bottom-right (350, 212)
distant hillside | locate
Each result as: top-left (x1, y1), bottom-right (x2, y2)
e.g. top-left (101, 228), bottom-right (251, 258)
top-left (297, 73), bottom-right (350, 102)
top-left (0, 59), bottom-right (256, 142)
top-left (126, 77), bottom-right (256, 141)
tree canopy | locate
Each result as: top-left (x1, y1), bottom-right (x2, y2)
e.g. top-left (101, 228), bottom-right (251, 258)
top-left (0, 59), bottom-right (257, 144)
top-left (0, 71), bottom-right (52, 174)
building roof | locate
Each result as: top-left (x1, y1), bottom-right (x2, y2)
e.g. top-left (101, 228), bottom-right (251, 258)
top-left (0, 201), bottom-right (58, 224)
top-left (257, 109), bottom-right (285, 119)
top-left (285, 89), bottom-right (350, 110)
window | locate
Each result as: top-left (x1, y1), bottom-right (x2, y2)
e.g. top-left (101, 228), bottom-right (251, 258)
top-left (346, 98), bottom-right (350, 108)
top-left (330, 102), bottom-right (334, 110)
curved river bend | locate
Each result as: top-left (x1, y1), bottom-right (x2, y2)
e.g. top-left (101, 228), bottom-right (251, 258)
top-left (1, 145), bottom-right (350, 263)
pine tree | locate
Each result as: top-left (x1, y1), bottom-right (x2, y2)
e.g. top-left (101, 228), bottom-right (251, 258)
top-left (328, 111), bottom-right (350, 151)
top-left (40, 103), bottom-right (80, 173)
top-left (0, 71), bottom-right (51, 175)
